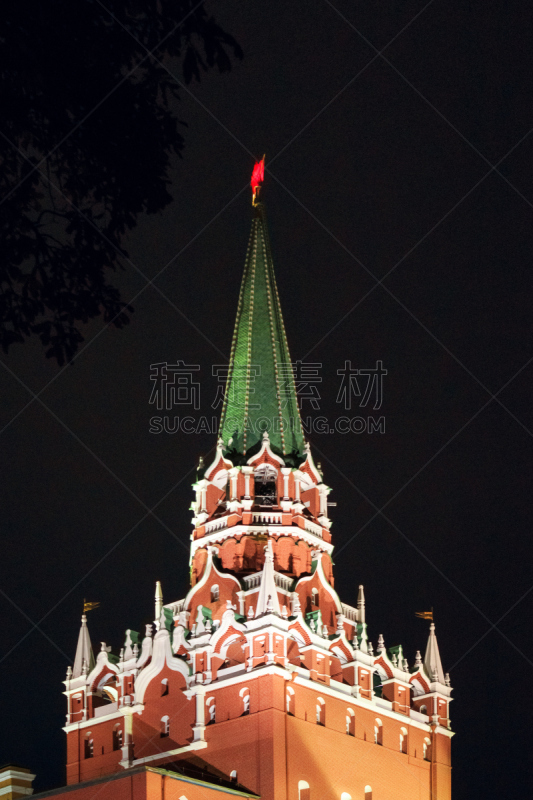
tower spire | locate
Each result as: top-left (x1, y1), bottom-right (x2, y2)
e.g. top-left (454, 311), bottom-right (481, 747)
top-left (72, 614), bottom-right (94, 678)
top-left (219, 179), bottom-right (304, 457)
top-left (423, 621), bottom-right (445, 683)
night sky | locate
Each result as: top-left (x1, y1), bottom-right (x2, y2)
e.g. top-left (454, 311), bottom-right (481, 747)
top-left (1, 1), bottom-right (533, 799)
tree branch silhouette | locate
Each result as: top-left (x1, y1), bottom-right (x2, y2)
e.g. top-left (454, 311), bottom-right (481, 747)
top-left (0, 0), bottom-right (242, 364)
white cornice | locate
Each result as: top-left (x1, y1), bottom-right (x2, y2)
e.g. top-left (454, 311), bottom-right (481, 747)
top-left (191, 525), bottom-right (333, 555)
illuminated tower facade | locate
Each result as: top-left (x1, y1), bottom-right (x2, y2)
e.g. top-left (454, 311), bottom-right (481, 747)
top-left (57, 170), bottom-right (453, 800)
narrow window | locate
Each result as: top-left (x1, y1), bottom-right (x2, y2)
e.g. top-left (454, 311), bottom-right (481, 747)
top-left (316, 698), bottom-right (325, 726)
top-left (374, 719), bottom-right (383, 745)
top-left (161, 716), bottom-right (169, 738)
top-left (423, 738), bottom-right (432, 761)
top-left (312, 588), bottom-right (319, 606)
top-left (211, 585), bottom-right (219, 603)
top-left (400, 727), bottom-right (408, 754)
top-left (298, 780), bottom-right (310, 800)
top-left (161, 678), bottom-right (169, 697)
top-left (364, 787), bottom-right (372, 800)
top-left (84, 738), bottom-right (93, 759)
top-left (340, 794), bottom-right (352, 800)
top-left (112, 727), bottom-right (123, 751)
top-left (346, 709), bottom-right (355, 736)
top-left (230, 771), bottom-right (237, 783)
top-left (419, 704), bottom-right (427, 715)
top-left (286, 687), bottom-right (295, 715)
top-left (206, 698), bottom-right (216, 724)
top-left (243, 694), bottom-right (250, 715)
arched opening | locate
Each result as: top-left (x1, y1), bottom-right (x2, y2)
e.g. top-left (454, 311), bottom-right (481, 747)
top-left (423, 737), bottom-right (432, 761)
top-left (419, 704), bottom-right (427, 716)
top-left (340, 794), bottom-right (351, 800)
top-left (372, 671), bottom-right (382, 698)
top-left (161, 678), bottom-right (169, 697)
top-left (230, 771), bottom-right (237, 783)
top-left (400, 726), bottom-right (408, 754)
top-left (346, 708), bottom-right (355, 736)
top-left (316, 697), bottom-right (325, 726)
top-left (374, 719), bottom-right (383, 745)
top-left (286, 686), bottom-right (295, 716)
top-left (364, 787), bottom-right (372, 800)
top-left (206, 697), bottom-right (216, 724)
top-left (211, 585), bottom-right (220, 603)
top-left (254, 465), bottom-right (278, 506)
top-left (311, 588), bottom-right (319, 606)
top-left (160, 716), bottom-right (169, 738)
top-left (84, 737), bottom-right (94, 759)
top-left (240, 687), bottom-right (250, 716)
top-left (298, 780), bottom-right (310, 800)
top-left (112, 725), bottom-right (123, 751)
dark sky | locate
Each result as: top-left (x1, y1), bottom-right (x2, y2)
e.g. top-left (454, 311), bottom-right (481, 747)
top-left (1, 1), bottom-right (533, 798)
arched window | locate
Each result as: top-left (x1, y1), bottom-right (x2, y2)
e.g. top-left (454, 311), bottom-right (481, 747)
top-left (400, 727), bottom-right (408, 754)
top-left (423, 737), bottom-right (432, 761)
top-left (372, 671), bottom-right (382, 698)
top-left (112, 725), bottom-right (123, 751)
top-left (286, 686), bottom-right (295, 716)
top-left (161, 678), bottom-right (169, 697)
top-left (374, 719), bottom-right (383, 745)
top-left (311, 588), bottom-right (319, 606)
top-left (298, 780), bottom-right (310, 800)
top-left (161, 716), bottom-right (170, 738)
top-left (84, 737), bottom-right (94, 759)
top-left (364, 787), bottom-right (372, 800)
top-left (211, 585), bottom-right (220, 603)
top-left (230, 771), bottom-right (237, 783)
top-left (340, 794), bottom-right (351, 800)
top-left (316, 697), bottom-right (325, 726)
top-left (206, 697), bottom-right (216, 724)
top-left (419, 704), bottom-right (427, 716)
top-left (239, 687), bottom-right (250, 716)
top-left (346, 708), bottom-right (355, 736)
top-left (254, 465), bottom-right (278, 506)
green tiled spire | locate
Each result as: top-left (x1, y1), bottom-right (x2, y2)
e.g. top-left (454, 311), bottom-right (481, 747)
top-left (219, 203), bottom-right (304, 458)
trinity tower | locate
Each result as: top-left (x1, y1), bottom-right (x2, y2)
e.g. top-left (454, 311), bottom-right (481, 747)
top-left (35, 165), bottom-right (453, 800)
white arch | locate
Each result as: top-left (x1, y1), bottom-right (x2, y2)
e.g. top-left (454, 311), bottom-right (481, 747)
top-left (298, 780), bottom-right (310, 800)
top-left (340, 793), bottom-right (352, 800)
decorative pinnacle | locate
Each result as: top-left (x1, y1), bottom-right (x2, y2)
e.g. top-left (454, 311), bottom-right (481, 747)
top-left (415, 650), bottom-right (422, 666)
top-left (322, 624), bottom-right (329, 639)
top-left (377, 634), bottom-right (385, 653)
top-left (66, 665), bottom-right (72, 680)
top-left (81, 658), bottom-right (88, 676)
top-left (368, 642), bottom-right (374, 656)
top-left (445, 672), bottom-right (451, 687)
top-left (392, 653), bottom-right (398, 667)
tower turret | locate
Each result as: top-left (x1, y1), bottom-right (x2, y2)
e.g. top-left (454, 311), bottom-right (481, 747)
top-left (72, 614), bottom-right (94, 678)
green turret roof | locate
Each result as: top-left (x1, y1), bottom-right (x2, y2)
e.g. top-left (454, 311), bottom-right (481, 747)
top-left (219, 203), bottom-right (304, 458)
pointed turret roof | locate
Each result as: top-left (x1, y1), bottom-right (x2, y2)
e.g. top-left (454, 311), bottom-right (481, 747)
top-left (219, 202), bottom-right (304, 458)
top-left (255, 540), bottom-right (281, 617)
top-left (72, 614), bottom-right (95, 678)
top-left (424, 622), bottom-right (445, 683)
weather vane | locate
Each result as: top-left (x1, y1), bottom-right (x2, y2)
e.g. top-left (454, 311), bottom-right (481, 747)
top-left (83, 599), bottom-right (100, 613)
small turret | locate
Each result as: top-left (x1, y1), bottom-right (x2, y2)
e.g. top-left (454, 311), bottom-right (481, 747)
top-left (424, 622), bottom-right (445, 684)
top-left (255, 540), bottom-right (281, 617)
top-left (72, 614), bottom-right (94, 678)
top-left (155, 581), bottom-right (163, 628)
